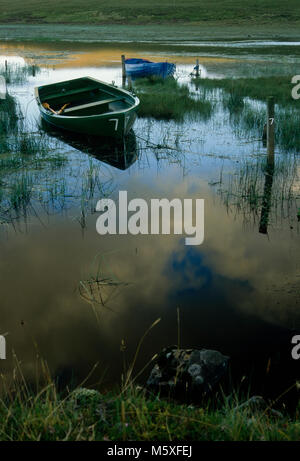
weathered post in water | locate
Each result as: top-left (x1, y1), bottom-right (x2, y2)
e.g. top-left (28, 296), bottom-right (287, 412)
top-left (267, 96), bottom-right (275, 164)
top-left (259, 158), bottom-right (275, 234)
top-left (121, 55), bottom-right (126, 88)
top-left (195, 59), bottom-right (200, 77)
top-left (259, 96), bottom-right (276, 234)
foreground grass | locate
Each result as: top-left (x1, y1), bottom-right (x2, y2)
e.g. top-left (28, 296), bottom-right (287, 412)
top-left (0, 383), bottom-right (299, 441)
top-left (0, 0), bottom-right (299, 25)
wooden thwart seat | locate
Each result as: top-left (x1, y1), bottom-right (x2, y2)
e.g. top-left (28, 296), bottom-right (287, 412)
top-left (64, 97), bottom-right (124, 115)
top-left (44, 84), bottom-right (101, 101)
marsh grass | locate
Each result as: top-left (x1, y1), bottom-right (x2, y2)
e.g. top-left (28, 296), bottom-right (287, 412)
top-left (0, 61), bottom-right (40, 85)
top-left (134, 77), bottom-right (214, 122)
top-left (199, 76), bottom-right (298, 107)
top-left (234, 103), bottom-right (300, 152)
top-left (0, 313), bottom-right (299, 441)
top-left (9, 173), bottom-right (33, 214)
top-left (209, 78), bottom-right (300, 152)
top-left (0, 126), bottom-right (69, 225)
top-left (0, 93), bottom-right (19, 139)
top-left (216, 154), bottom-right (299, 228)
top-left (223, 87), bottom-right (245, 113)
top-left (0, 354), bottom-right (299, 441)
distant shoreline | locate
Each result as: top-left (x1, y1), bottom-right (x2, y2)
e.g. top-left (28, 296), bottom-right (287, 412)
top-left (0, 24), bottom-right (300, 44)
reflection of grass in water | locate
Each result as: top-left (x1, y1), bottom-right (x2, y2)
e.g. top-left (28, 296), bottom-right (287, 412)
top-left (0, 119), bottom-right (69, 224)
top-left (199, 76), bottom-right (297, 107)
top-left (0, 135), bottom-right (113, 229)
top-left (200, 76), bottom-right (300, 152)
top-left (217, 155), bottom-right (299, 226)
top-left (276, 108), bottom-right (300, 151)
top-left (0, 61), bottom-right (40, 85)
top-left (134, 76), bottom-right (214, 122)
top-left (9, 173), bottom-right (33, 214)
top-left (0, 91), bottom-right (113, 229)
top-left (0, 93), bottom-right (19, 141)
top-left (14, 131), bottom-right (52, 156)
top-left (79, 251), bottom-right (130, 325)
top-left (222, 87), bottom-right (245, 113)
top-left (232, 102), bottom-right (300, 152)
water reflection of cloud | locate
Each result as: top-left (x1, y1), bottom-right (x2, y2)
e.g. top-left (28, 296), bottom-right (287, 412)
top-left (0, 172), bottom-right (298, 386)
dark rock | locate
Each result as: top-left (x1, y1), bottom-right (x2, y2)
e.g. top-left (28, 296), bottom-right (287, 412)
top-left (233, 396), bottom-right (284, 419)
top-left (146, 346), bottom-right (229, 398)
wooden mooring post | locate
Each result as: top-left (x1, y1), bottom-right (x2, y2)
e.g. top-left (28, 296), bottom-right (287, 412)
top-left (121, 55), bottom-right (126, 88)
top-left (259, 96), bottom-right (275, 234)
top-left (195, 59), bottom-right (200, 77)
top-left (267, 96), bottom-right (275, 164)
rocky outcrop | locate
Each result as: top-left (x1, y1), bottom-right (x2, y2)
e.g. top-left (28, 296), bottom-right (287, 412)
top-left (146, 346), bottom-right (229, 398)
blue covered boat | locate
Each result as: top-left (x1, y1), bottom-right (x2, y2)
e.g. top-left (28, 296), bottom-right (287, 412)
top-left (125, 58), bottom-right (176, 79)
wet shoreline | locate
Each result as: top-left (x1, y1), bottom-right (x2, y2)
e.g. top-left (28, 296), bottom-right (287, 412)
top-left (0, 24), bottom-right (300, 45)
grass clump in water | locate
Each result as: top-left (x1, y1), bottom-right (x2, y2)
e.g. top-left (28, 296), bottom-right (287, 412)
top-left (134, 76), bottom-right (213, 122)
top-left (232, 102), bottom-right (300, 152)
top-left (199, 76), bottom-right (298, 107)
top-left (9, 173), bottom-right (33, 215)
top-left (0, 93), bottom-right (19, 138)
top-left (0, 61), bottom-right (40, 85)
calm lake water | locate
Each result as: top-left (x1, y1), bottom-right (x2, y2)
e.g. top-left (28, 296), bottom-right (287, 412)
top-left (0, 41), bottom-right (299, 395)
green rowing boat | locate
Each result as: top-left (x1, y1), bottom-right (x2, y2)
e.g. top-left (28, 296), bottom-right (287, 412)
top-left (35, 76), bottom-right (139, 138)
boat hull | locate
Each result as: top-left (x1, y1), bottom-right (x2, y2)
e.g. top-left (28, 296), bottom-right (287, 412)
top-left (125, 59), bottom-right (176, 79)
top-left (40, 106), bottom-right (137, 138)
top-left (35, 77), bottom-right (139, 139)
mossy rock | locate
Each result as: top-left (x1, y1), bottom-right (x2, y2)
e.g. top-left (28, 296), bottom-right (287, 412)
top-left (70, 387), bottom-right (103, 409)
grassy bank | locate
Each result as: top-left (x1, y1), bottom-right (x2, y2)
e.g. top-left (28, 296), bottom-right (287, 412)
top-left (0, 382), bottom-right (299, 441)
top-left (1, 24), bottom-right (300, 45)
top-left (0, 0), bottom-right (299, 26)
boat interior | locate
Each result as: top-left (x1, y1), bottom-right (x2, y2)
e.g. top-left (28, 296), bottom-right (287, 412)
top-left (39, 81), bottom-right (132, 117)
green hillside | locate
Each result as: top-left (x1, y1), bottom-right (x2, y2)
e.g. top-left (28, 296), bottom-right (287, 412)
top-left (0, 0), bottom-right (299, 25)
